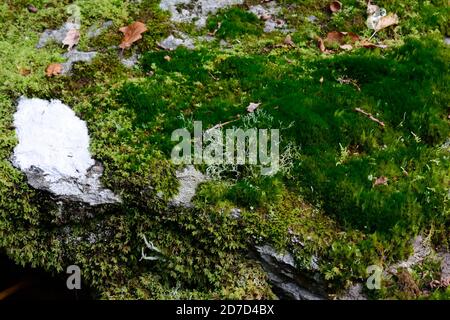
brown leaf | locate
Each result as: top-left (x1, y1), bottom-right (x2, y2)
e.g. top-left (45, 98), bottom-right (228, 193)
top-left (326, 31), bottom-right (360, 45)
top-left (329, 1), bottom-right (342, 13)
top-left (19, 67), bottom-right (31, 76)
top-left (247, 102), bottom-right (261, 113)
top-left (164, 55), bottom-right (171, 62)
top-left (360, 40), bottom-right (388, 49)
top-left (45, 63), bottom-right (62, 77)
top-left (62, 29), bottom-right (80, 51)
top-left (374, 176), bottom-right (388, 186)
top-left (119, 21), bottom-right (148, 50)
top-left (284, 34), bottom-right (295, 47)
top-left (339, 44), bottom-right (353, 51)
top-left (318, 37), bottom-right (326, 53)
top-left (27, 5), bottom-right (38, 13)
top-left (375, 13), bottom-right (399, 32)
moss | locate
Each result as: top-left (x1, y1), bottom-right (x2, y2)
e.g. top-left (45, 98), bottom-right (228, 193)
top-left (0, 0), bottom-right (449, 300)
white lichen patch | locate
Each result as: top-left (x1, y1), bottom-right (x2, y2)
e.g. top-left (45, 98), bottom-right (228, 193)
top-left (12, 97), bottom-right (120, 205)
top-left (160, 0), bottom-right (244, 28)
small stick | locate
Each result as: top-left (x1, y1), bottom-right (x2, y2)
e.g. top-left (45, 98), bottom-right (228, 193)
top-left (355, 108), bottom-right (385, 127)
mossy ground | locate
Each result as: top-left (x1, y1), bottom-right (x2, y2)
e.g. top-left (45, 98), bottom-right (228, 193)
top-left (0, 0), bottom-right (449, 299)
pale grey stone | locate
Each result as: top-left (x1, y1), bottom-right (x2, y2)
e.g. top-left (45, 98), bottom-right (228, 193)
top-left (60, 50), bottom-right (97, 74)
top-left (170, 165), bottom-right (208, 207)
top-left (36, 22), bottom-right (81, 48)
top-left (12, 97), bottom-right (120, 206)
top-left (160, 0), bottom-right (244, 28)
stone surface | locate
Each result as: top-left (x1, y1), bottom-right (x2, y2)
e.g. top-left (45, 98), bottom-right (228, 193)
top-left (36, 22), bottom-right (81, 48)
top-left (255, 245), bottom-right (327, 300)
top-left (160, 0), bottom-right (244, 28)
top-left (248, 2), bottom-right (291, 33)
top-left (61, 50), bottom-right (97, 74)
top-left (339, 283), bottom-right (367, 300)
top-left (12, 97), bottom-right (120, 206)
top-left (388, 235), bottom-right (432, 274)
top-left (159, 34), bottom-right (195, 51)
top-left (87, 21), bottom-right (113, 39)
top-left (121, 52), bottom-right (140, 68)
top-left (170, 165), bottom-right (208, 207)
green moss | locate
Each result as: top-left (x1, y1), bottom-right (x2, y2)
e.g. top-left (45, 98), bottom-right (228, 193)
top-left (207, 7), bottom-right (263, 39)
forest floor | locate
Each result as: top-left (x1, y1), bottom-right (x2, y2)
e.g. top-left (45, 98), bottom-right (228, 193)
top-left (0, 0), bottom-right (449, 300)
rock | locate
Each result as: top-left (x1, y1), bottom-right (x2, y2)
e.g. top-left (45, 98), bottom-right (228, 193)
top-left (339, 283), bottom-right (367, 300)
top-left (160, 0), bottom-right (244, 28)
top-left (254, 245), bottom-right (327, 300)
top-left (170, 165), bottom-right (208, 208)
top-left (439, 252), bottom-right (450, 283)
top-left (121, 52), bottom-right (140, 68)
top-left (36, 22), bottom-right (81, 49)
top-left (159, 34), bottom-right (195, 51)
top-left (445, 37), bottom-right (450, 45)
top-left (248, 2), bottom-right (291, 33)
top-left (307, 15), bottom-right (318, 23)
top-left (87, 21), bottom-right (113, 39)
top-left (388, 235), bottom-right (432, 274)
top-left (61, 50), bottom-right (97, 74)
top-left (12, 97), bottom-right (120, 206)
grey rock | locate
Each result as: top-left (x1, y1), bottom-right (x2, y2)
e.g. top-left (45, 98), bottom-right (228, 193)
top-left (12, 97), bottom-right (120, 206)
top-left (170, 165), bottom-right (208, 207)
top-left (388, 235), bottom-right (432, 274)
top-left (36, 22), bottom-right (81, 48)
top-left (87, 21), bottom-right (113, 39)
top-left (439, 252), bottom-right (450, 283)
top-left (159, 34), bottom-right (195, 51)
top-left (255, 245), bottom-right (327, 300)
top-left (340, 283), bottom-right (367, 300)
top-left (160, 0), bottom-right (244, 28)
top-left (307, 15), bottom-right (318, 23)
top-left (248, 2), bottom-right (291, 33)
top-left (61, 50), bottom-right (97, 74)
top-left (121, 52), bottom-right (140, 68)
top-left (444, 37), bottom-right (450, 45)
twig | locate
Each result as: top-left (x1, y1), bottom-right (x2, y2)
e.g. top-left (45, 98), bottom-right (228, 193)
top-left (355, 108), bottom-right (385, 127)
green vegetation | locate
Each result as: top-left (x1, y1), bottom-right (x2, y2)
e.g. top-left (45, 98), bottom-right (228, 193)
top-left (0, 0), bottom-right (449, 300)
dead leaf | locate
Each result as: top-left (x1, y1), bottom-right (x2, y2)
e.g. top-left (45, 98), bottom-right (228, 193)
top-left (45, 63), bottom-right (62, 77)
top-left (340, 44), bottom-right (353, 51)
top-left (326, 31), bottom-right (360, 45)
top-left (375, 13), bottom-right (399, 31)
top-left (62, 29), bottom-right (80, 51)
top-left (374, 176), bottom-right (388, 186)
top-left (284, 34), bottom-right (295, 47)
top-left (19, 67), bottom-right (31, 76)
top-left (164, 55), bottom-right (171, 62)
top-left (247, 102), bottom-right (261, 113)
top-left (318, 37), bottom-right (328, 53)
top-left (27, 5), bottom-right (38, 13)
top-left (330, 1), bottom-right (342, 13)
top-left (119, 21), bottom-right (148, 50)
top-left (360, 40), bottom-right (388, 49)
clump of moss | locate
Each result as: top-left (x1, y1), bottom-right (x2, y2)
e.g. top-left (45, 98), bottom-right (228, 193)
top-left (207, 7), bottom-right (263, 39)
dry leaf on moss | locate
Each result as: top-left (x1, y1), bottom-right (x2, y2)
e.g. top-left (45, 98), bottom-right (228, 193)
top-left (45, 63), bottom-right (62, 77)
top-left (326, 31), bottom-right (360, 45)
top-left (375, 13), bottom-right (399, 32)
top-left (62, 29), bottom-right (80, 51)
top-left (330, 1), bottom-right (342, 13)
top-left (119, 21), bottom-right (148, 50)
